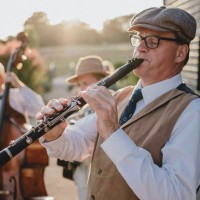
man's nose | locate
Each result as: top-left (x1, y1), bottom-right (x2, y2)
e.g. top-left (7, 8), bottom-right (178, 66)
top-left (134, 40), bottom-right (148, 53)
top-left (79, 85), bottom-right (87, 91)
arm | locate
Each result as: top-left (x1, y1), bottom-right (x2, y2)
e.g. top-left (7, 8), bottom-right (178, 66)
top-left (8, 72), bottom-right (45, 116)
top-left (37, 98), bottom-right (97, 162)
top-left (40, 113), bottom-right (97, 161)
top-left (10, 86), bottom-right (45, 116)
top-left (81, 85), bottom-right (200, 200)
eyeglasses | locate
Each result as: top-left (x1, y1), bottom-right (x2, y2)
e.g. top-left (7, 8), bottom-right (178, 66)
top-left (130, 34), bottom-right (184, 49)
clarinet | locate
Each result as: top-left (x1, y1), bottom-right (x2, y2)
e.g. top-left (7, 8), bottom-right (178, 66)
top-left (0, 58), bottom-right (143, 167)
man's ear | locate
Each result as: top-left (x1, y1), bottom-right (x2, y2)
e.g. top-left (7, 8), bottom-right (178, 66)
top-left (175, 44), bottom-right (189, 63)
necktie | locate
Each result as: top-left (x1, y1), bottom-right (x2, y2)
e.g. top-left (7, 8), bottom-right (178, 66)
top-left (119, 89), bottom-right (143, 125)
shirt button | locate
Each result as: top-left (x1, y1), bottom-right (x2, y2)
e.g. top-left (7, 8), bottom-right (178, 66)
top-left (91, 195), bottom-right (95, 200)
top-left (98, 169), bottom-right (102, 174)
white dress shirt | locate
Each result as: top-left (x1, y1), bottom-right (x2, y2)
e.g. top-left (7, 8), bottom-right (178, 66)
top-left (41, 74), bottom-right (200, 200)
top-left (0, 86), bottom-right (45, 117)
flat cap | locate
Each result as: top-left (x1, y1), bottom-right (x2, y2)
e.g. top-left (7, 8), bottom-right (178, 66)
top-left (128, 6), bottom-right (197, 44)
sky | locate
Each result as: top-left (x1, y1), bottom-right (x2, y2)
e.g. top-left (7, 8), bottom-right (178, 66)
top-left (0, 0), bottom-right (163, 40)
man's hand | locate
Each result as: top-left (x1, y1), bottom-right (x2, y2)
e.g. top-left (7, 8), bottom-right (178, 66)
top-left (6, 72), bottom-right (24, 88)
top-left (36, 98), bottom-right (69, 142)
top-left (80, 85), bottom-right (119, 139)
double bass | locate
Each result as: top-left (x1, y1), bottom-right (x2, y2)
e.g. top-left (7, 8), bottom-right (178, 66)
top-left (0, 33), bottom-right (49, 200)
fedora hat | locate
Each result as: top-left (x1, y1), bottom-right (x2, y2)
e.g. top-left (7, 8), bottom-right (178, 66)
top-left (103, 60), bottom-right (115, 74)
top-left (66, 55), bottom-right (110, 84)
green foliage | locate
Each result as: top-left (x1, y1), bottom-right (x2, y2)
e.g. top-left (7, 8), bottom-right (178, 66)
top-left (0, 11), bottom-right (137, 97)
top-left (25, 24), bottom-right (40, 48)
top-left (0, 46), bottom-right (50, 95)
top-left (101, 15), bottom-right (133, 43)
top-left (114, 61), bottom-right (139, 89)
top-left (24, 12), bottom-right (102, 47)
top-left (14, 59), bottom-right (50, 94)
top-left (22, 11), bottom-right (134, 47)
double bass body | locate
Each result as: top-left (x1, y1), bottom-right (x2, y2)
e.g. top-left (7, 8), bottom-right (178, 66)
top-left (0, 104), bottom-right (49, 200)
top-left (0, 105), bottom-right (26, 200)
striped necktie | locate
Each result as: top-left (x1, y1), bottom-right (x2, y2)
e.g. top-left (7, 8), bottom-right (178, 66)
top-left (119, 89), bottom-right (143, 125)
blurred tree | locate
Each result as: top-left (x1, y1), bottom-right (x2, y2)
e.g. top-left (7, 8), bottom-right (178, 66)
top-left (0, 38), bottom-right (50, 94)
top-left (2, 12), bottom-right (135, 47)
top-left (63, 20), bottom-right (101, 45)
top-left (24, 12), bottom-right (51, 47)
top-left (101, 14), bottom-right (133, 43)
top-left (23, 12), bottom-right (134, 47)
top-left (24, 24), bottom-right (40, 47)
top-left (15, 47), bottom-right (50, 93)
top-left (24, 12), bottom-right (101, 46)
top-left (0, 12), bottom-right (138, 91)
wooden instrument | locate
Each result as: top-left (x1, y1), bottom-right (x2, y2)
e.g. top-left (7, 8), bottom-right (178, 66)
top-left (0, 33), bottom-right (49, 200)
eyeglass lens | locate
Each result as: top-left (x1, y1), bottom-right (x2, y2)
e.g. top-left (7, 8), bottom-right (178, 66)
top-left (130, 35), bottom-right (159, 49)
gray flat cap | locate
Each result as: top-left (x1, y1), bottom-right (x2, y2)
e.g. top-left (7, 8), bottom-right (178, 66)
top-left (128, 6), bottom-right (197, 44)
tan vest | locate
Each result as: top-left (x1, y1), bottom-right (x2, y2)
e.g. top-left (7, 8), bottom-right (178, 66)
top-left (87, 86), bottom-right (198, 200)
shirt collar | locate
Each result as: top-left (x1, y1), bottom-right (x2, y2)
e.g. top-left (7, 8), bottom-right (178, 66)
top-left (135, 74), bottom-right (183, 105)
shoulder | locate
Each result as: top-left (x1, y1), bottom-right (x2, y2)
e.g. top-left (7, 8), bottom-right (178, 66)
top-left (9, 88), bottom-right (21, 97)
top-left (114, 85), bottom-right (135, 97)
top-left (179, 98), bottom-right (200, 122)
top-left (188, 98), bottom-right (200, 111)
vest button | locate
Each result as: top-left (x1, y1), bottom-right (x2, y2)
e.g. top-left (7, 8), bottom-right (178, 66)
top-left (91, 194), bottom-right (95, 200)
top-left (98, 169), bottom-right (102, 174)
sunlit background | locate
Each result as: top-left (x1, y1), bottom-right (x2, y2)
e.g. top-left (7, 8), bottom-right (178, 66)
top-left (0, 0), bottom-right (164, 97)
top-left (1, 1), bottom-right (200, 199)
top-left (0, 0), bottom-right (163, 40)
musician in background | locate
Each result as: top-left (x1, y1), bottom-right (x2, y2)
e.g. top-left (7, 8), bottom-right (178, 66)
top-left (0, 63), bottom-right (45, 123)
top-left (63, 55), bottom-right (114, 200)
top-left (38, 6), bottom-right (200, 200)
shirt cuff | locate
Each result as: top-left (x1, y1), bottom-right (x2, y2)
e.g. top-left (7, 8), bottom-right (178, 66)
top-left (100, 128), bottom-right (138, 164)
top-left (39, 134), bottom-right (65, 151)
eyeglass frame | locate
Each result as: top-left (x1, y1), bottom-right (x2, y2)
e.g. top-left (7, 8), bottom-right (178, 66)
top-left (129, 34), bottom-right (186, 49)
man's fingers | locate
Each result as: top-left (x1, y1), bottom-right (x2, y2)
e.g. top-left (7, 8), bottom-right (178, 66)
top-left (36, 98), bottom-right (69, 120)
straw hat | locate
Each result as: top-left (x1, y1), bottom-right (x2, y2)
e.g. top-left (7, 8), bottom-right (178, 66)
top-left (103, 60), bottom-right (115, 74)
top-left (66, 55), bottom-right (110, 84)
